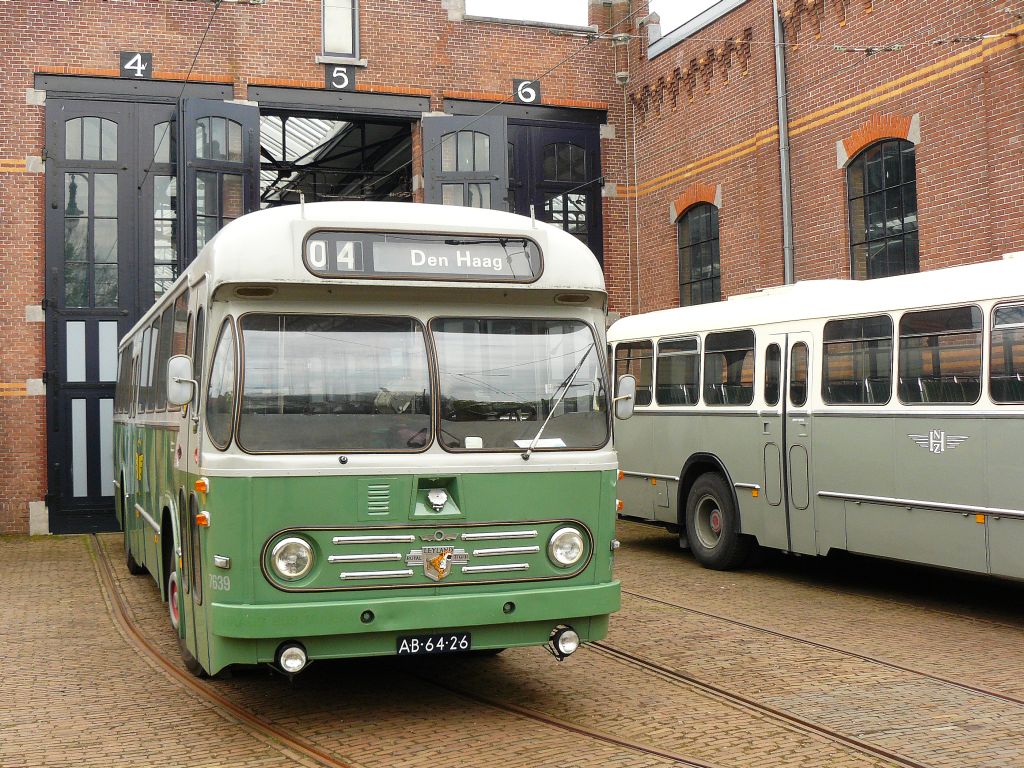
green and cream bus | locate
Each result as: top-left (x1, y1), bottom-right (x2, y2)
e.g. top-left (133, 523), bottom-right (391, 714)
top-left (113, 201), bottom-right (621, 676)
top-left (609, 254), bottom-right (1024, 579)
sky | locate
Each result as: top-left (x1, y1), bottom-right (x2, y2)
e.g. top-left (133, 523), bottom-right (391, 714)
top-left (466, 1), bottom-right (722, 34)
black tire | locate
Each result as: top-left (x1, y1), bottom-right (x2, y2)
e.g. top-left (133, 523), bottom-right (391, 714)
top-left (468, 648), bottom-right (506, 657)
top-left (684, 473), bottom-right (751, 570)
top-left (166, 554), bottom-right (207, 678)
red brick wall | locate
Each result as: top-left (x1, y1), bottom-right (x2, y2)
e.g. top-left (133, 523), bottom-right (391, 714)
top-left (0, 0), bottom-right (624, 533)
top-left (620, 0), bottom-right (1024, 310)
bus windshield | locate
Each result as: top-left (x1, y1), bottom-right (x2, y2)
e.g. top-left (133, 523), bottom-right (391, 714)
top-left (432, 318), bottom-right (609, 452)
top-left (238, 314), bottom-right (432, 452)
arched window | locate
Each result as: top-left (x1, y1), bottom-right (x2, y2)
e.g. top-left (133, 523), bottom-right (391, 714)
top-left (848, 139), bottom-right (918, 280)
top-left (677, 203), bottom-right (720, 306)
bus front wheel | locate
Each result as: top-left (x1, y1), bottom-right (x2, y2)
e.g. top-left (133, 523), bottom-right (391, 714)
top-left (166, 557), bottom-right (207, 678)
top-left (685, 473), bottom-right (751, 570)
top-left (123, 486), bottom-right (146, 576)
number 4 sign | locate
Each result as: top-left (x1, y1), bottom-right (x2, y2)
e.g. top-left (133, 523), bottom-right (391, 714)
top-left (513, 79), bottom-right (541, 105)
top-left (120, 51), bottom-right (153, 79)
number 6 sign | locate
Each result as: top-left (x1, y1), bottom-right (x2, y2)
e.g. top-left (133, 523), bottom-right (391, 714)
top-left (513, 79), bottom-right (541, 105)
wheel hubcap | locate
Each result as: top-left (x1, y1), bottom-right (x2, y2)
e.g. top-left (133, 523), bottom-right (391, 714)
top-left (695, 494), bottom-right (723, 549)
top-left (169, 574), bottom-right (180, 630)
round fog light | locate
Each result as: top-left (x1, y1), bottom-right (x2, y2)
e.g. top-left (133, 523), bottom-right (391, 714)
top-left (277, 643), bottom-right (308, 674)
top-left (271, 537), bottom-right (314, 580)
top-left (548, 527), bottom-right (585, 568)
top-left (556, 629), bottom-right (580, 656)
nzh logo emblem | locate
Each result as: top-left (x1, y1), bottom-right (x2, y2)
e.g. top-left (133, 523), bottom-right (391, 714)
top-left (908, 429), bottom-right (969, 454)
top-left (406, 545), bottom-right (468, 581)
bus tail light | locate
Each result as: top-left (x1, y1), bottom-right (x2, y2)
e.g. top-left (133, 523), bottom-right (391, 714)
top-left (194, 477), bottom-right (209, 493)
top-left (196, 511), bottom-right (211, 527)
top-left (616, 499), bottom-right (624, 512)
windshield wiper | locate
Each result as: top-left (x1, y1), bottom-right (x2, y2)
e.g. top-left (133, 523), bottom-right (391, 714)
top-left (521, 343), bottom-right (594, 461)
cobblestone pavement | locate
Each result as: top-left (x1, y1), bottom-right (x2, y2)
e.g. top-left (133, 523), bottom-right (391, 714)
top-left (1, 525), bottom-right (1022, 768)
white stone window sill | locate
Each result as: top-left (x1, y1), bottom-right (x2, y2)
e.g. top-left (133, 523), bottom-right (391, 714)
top-left (316, 55), bottom-right (368, 67)
top-left (463, 15), bottom-right (598, 34)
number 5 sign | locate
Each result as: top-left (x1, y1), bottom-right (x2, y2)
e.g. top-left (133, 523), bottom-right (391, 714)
top-left (325, 65), bottom-right (356, 92)
top-left (513, 79), bottom-right (541, 105)
top-left (120, 51), bottom-right (153, 79)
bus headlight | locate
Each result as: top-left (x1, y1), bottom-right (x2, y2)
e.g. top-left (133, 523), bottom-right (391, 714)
top-left (548, 527), bottom-right (585, 568)
top-left (271, 537), bottom-right (314, 580)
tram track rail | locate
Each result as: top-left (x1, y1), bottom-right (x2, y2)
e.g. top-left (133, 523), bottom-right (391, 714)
top-left (589, 640), bottom-right (937, 768)
top-left (87, 533), bottom-right (718, 768)
top-left (621, 588), bottom-right (1024, 709)
top-left (86, 534), bottom-right (362, 768)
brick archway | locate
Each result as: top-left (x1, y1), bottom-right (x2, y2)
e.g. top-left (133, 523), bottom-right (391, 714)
top-left (669, 181), bottom-right (721, 221)
top-left (837, 113), bottom-right (920, 167)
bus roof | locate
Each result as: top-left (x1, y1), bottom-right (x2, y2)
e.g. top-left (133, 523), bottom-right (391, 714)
top-left (609, 253), bottom-right (1024, 342)
top-left (187, 201), bottom-right (605, 294)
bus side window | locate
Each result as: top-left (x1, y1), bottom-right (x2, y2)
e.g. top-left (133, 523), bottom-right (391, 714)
top-left (790, 343), bottom-right (809, 407)
top-left (614, 341), bottom-right (653, 407)
top-left (703, 330), bottom-right (754, 406)
top-left (764, 343), bottom-right (781, 406)
top-left (192, 307), bottom-right (206, 414)
top-left (656, 337), bottom-right (699, 406)
top-left (206, 318), bottom-right (238, 450)
top-left (990, 303), bottom-right (1024, 403)
top-left (898, 305), bottom-right (982, 404)
top-left (137, 328), bottom-right (152, 416)
top-left (154, 307), bottom-right (175, 412)
top-left (822, 315), bottom-right (893, 405)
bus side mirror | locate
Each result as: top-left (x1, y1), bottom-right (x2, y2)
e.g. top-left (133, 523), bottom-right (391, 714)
top-left (614, 375), bottom-right (636, 420)
top-left (167, 355), bottom-right (196, 407)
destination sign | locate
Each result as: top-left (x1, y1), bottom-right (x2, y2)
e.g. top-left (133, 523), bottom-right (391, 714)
top-left (303, 231), bottom-right (542, 282)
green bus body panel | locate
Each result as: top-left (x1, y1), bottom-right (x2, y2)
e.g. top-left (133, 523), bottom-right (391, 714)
top-left (211, 582), bottom-right (620, 639)
top-left (114, 419), bottom-right (620, 673)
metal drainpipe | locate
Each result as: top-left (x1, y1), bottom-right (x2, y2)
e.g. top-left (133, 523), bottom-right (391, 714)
top-left (773, 0), bottom-right (795, 284)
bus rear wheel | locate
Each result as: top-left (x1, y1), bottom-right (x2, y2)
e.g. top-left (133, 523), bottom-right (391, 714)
top-left (685, 473), bottom-right (751, 570)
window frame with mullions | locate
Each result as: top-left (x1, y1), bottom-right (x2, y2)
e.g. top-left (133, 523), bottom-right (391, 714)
top-left (677, 203), bottom-right (721, 307)
top-left (847, 139), bottom-right (919, 280)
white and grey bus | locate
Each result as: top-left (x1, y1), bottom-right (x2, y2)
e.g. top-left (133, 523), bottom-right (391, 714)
top-left (608, 254), bottom-right (1024, 579)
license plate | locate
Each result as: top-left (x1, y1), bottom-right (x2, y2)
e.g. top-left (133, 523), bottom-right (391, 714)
top-left (396, 632), bottom-right (471, 655)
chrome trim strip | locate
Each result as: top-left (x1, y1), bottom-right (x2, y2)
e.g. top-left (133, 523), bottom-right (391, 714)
top-left (734, 483), bottom-right (761, 491)
top-left (472, 546), bottom-right (541, 557)
top-left (460, 530), bottom-right (538, 541)
top-left (818, 491), bottom-right (1024, 520)
top-left (338, 569), bottom-right (414, 580)
top-left (332, 535), bottom-right (417, 544)
top-left (112, 480), bottom-right (121, 491)
top-left (461, 563), bottom-right (530, 573)
top-left (620, 470), bottom-right (678, 482)
top-left (134, 503), bottom-right (160, 534)
top-left (328, 553), bottom-right (402, 563)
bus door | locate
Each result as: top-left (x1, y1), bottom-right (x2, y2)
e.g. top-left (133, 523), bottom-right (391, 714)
top-left (785, 333), bottom-right (816, 555)
top-left (179, 279), bottom-right (210, 668)
top-left (759, 335), bottom-right (790, 551)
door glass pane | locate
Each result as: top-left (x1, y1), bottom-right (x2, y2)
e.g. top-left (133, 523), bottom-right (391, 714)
top-left (65, 118), bottom-right (82, 160)
top-left (228, 120), bottom-right (242, 162)
top-left (154, 175), bottom-right (177, 219)
top-left (93, 219), bottom-right (118, 263)
top-left (764, 343), bottom-right (781, 406)
top-left (790, 343), bottom-right (808, 406)
top-left (473, 132), bottom-right (489, 172)
top-left (64, 265), bottom-right (88, 307)
top-left (197, 172), bottom-right (218, 216)
top-left (206, 321), bottom-right (237, 449)
top-left (94, 174), bottom-right (117, 217)
top-left (442, 183), bottom-right (463, 206)
top-left (65, 173), bottom-right (89, 217)
top-left (64, 218), bottom-right (88, 262)
top-left (441, 133), bottom-right (456, 173)
top-left (458, 131), bottom-right (473, 171)
top-left (71, 399), bottom-right (88, 497)
top-left (211, 117), bottom-right (227, 161)
top-left (83, 117), bottom-right (102, 161)
top-left (197, 217), bottom-right (219, 252)
top-left (467, 183), bottom-right (490, 209)
top-left (66, 322), bottom-right (87, 382)
top-left (154, 122), bottom-right (173, 164)
top-left (196, 118), bottom-right (211, 160)
top-left (222, 174), bottom-right (243, 220)
top-left (94, 265), bottom-right (119, 307)
top-left (101, 120), bottom-right (117, 162)
top-left (99, 322), bottom-right (119, 382)
top-left (99, 398), bottom-right (114, 496)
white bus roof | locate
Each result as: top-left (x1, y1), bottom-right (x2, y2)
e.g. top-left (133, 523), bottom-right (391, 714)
top-left (190, 201), bottom-right (605, 294)
top-left (609, 255), bottom-right (1024, 342)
